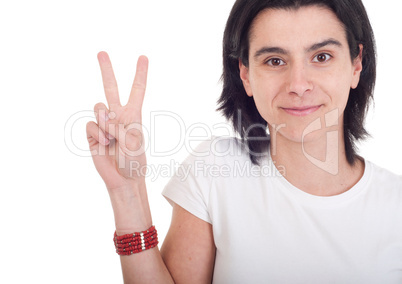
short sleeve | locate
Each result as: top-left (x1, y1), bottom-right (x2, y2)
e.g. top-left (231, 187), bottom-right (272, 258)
top-left (162, 139), bottom-right (215, 224)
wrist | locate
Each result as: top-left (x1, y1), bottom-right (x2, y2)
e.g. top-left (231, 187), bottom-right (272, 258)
top-left (107, 178), bottom-right (146, 195)
top-left (107, 181), bottom-right (153, 233)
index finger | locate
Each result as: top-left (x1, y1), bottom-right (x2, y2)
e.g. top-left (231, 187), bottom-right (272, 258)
top-left (97, 51), bottom-right (121, 107)
top-left (127, 55), bottom-right (148, 112)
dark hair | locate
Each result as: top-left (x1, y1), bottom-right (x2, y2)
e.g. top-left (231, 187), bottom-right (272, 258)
top-left (217, 0), bottom-right (376, 165)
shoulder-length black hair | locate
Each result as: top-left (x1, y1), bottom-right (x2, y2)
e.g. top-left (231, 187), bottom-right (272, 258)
top-left (217, 0), bottom-right (376, 165)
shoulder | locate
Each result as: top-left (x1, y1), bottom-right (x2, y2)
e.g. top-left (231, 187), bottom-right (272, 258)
top-left (368, 161), bottom-right (402, 188)
top-left (170, 136), bottom-right (256, 193)
top-left (183, 136), bottom-right (251, 165)
top-left (365, 161), bottom-right (402, 201)
top-left (162, 136), bottom-right (252, 224)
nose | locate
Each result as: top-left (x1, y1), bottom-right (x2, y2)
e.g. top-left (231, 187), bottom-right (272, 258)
top-left (286, 63), bottom-right (313, 97)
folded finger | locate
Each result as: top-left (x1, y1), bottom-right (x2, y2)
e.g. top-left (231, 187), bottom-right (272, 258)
top-left (94, 102), bottom-right (109, 123)
top-left (94, 103), bottom-right (115, 139)
top-left (86, 121), bottom-right (110, 146)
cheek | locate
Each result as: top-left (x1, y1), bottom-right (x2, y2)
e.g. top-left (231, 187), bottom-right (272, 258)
top-left (320, 67), bottom-right (352, 111)
top-left (249, 74), bottom-right (282, 124)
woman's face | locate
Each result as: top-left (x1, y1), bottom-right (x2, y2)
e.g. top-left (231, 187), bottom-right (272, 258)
top-left (240, 5), bottom-right (363, 143)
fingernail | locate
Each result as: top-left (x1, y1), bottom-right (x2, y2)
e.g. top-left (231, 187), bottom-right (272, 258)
top-left (108, 112), bottom-right (116, 120)
top-left (103, 137), bottom-right (110, 145)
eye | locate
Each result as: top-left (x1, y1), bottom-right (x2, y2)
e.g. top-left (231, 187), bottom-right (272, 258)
top-left (265, 58), bottom-right (286, 67)
top-left (312, 53), bottom-right (332, 63)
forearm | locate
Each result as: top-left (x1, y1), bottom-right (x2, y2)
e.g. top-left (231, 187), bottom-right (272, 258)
top-left (108, 182), bottom-right (174, 284)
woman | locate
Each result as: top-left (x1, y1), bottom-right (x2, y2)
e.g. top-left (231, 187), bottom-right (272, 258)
top-left (86, 0), bottom-right (402, 283)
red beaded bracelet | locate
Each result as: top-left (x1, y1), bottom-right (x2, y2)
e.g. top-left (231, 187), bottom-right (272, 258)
top-left (113, 226), bottom-right (158, 255)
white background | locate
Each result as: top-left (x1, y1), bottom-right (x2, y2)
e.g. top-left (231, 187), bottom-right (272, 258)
top-left (0, 0), bottom-right (401, 283)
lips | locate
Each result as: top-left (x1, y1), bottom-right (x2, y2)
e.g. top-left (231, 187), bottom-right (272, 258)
top-left (281, 105), bottom-right (322, 116)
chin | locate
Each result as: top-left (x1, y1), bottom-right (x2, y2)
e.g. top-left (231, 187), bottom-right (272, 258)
top-left (273, 126), bottom-right (328, 145)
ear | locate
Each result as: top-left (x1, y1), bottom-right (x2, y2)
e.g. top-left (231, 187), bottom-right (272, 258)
top-left (239, 59), bottom-right (253, 97)
top-left (350, 44), bottom-right (363, 89)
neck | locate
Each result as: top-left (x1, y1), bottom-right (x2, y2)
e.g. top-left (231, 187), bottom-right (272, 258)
top-left (269, 126), bottom-right (364, 196)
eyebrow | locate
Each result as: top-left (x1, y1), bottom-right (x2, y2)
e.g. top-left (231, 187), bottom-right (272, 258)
top-left (253, 38), bottom-right (343, 59)
top-left (307, 39), bottom-right (342, 52)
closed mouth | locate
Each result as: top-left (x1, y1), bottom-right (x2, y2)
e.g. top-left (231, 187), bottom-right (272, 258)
top-left (281, 105), bottom-right (322, 116)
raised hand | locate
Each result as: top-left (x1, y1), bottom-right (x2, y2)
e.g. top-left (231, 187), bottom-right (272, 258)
top-left (86, 51), bottom-right (148, 191)
top-left (85, 52), bottom-right (209, 284)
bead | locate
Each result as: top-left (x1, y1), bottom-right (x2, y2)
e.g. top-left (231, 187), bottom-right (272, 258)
top-left (114, 225), bottom-right (158, 256)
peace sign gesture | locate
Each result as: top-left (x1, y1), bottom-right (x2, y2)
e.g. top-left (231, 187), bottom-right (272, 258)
top-left (87, 52), bottom-right (148, 191)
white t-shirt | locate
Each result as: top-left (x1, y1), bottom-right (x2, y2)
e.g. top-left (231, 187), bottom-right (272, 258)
top-left (162, 137), bottom-right (402, 284)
